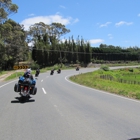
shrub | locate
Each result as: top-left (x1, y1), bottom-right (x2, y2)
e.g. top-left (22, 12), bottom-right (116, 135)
top-left (129, 68), bottom-right (133, 72)
top-left (100, 65), bottom-right (110, 71)
top-left (136, 93), bottom-right (140, 99)
top-left (30, 62), bottom-right (40, 70)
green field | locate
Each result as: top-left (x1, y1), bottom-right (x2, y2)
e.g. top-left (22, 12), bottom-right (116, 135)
top-left (70, 67), bottom-right (140, 100)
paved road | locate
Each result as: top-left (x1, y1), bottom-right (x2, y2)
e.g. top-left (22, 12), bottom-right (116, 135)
top-left (0, 67), bottom-right (140, 140)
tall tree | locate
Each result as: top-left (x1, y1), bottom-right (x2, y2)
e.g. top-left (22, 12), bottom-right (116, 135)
top-left (0, 0), bottom-right (18, 23)
top-left (50, 22), bottom-right (70, 39)
top-left (28, 22), bottom-right (70, 67)
top-left (0, 19), bottom-right (27, 69)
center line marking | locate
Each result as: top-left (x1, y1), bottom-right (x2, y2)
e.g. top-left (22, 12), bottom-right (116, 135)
top-left (42, 88), bottom-right (47, 94)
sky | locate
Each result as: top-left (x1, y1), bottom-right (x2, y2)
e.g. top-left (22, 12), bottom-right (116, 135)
top-left (10, 0), bottom-right (140, 48)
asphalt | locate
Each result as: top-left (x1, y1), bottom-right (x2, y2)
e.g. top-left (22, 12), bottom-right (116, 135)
top-left (0, 67), bottom-right (140, 140)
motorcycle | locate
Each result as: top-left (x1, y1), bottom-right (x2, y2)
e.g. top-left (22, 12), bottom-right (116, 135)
top-left (35, 71), bottom-right (39, 77)
top-left (50, 69), bottom-right (54, 75)
top-left (76, 67), bottom-right (79, 71)
top-left (14, 76), bottom-right (37, 101)
top-left (57, 69), bottom-right (61, 74)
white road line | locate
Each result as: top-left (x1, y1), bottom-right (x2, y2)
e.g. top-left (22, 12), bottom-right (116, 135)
top-left (41, 80), bottom-right (43, 82)
top-left (65, 75), bottom-right (140, 103)
top-left (0, 79), bottom-right (17, 88)
top-left (42, 88), bottom-right (47, 94)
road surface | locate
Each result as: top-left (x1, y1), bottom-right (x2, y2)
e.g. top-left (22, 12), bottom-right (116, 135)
top-left (0, 67), bottom-right (140, 140)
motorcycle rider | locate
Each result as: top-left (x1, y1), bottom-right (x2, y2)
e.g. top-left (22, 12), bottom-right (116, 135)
top-left (50, 68), bottom-right (54, 75)
top-left (36, 68), bottom-right (40, 76)
top-left (23, 68), bottom-right (34, 80)
top-left (57, 68), bottom-right (61, 73)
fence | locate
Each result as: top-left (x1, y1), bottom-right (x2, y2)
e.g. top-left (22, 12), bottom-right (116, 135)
top-left (100, 74), bottom-right (140, 85)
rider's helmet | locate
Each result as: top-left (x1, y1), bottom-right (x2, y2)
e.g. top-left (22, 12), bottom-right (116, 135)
top-left (26, 68), bottom-right (31, 74)
top-left (26, 68), bottom-right (32, 78)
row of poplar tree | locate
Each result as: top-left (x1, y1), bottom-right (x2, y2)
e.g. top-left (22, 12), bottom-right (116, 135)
top-left (1, 0), bottom-right (140, 70)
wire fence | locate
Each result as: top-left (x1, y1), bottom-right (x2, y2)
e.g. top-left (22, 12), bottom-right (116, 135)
top-left (100, 74), bottom-right (140, 85)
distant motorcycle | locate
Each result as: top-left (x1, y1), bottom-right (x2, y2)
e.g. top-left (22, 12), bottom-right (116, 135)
top-left (76, 67), bottom-right (79, 71)
top-left (14, 76), bottom-right (37, 101)
top-left (50, 69), bottom-right (54, 75)
top-left (35, 71), bottom-right (39, 77)
top-left (57, 69), bottom-right (61, 74)
top-left (35, 69), bottom-right (40, 77)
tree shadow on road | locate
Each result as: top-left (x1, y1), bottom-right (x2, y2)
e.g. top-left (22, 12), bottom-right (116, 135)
top-left (11, 97), bottom-right (35, 104)
top-left (128, 138), bottom-right (140, 140)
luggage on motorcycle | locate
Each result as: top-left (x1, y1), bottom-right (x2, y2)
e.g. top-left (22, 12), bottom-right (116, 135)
top-left (18, 76), bottom-right (25, 83)
top-left (30, 87), bottom-right (37, 95)
top-left (14, 83), bottom-right (20, 92)
top-left (32, 79), bottom-right (36, 85)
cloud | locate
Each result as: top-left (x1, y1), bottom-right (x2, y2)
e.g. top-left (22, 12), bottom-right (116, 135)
top-left (72, 18), bottom-right (79, 24)
top-left (124, 40), bottom-right (129, 43)
top-left (28, 41), bottom-right (34, 46)
top-left (89, 39), bottom-right (104, 44)
top-left (60, 5), bottom-right (66, 9)
top-left (115, 21), bottom-right (133, 27)
top-left (20, 14), bottom-right (79, 30)
top-left (28, 13), bottom-right (35, 16)
top-left (108, 34), bottom-right (113, 39)
top-left (138, 13), bottom-right (140, 17)
top-left (100, 22), bottom-right (111, 28)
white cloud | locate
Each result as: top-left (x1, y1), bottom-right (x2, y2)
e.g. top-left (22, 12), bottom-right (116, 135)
top-left (28, 41), bottom-right (34, 46)
top-left (108, 34), bottom-right (113, 39)
top-left (28, 13), bottom-right (35, 16)
top-left (100, 22), bottom-right (111, 28)
top-left (60, 5), bottom-right (66, 9)
top-left (60, 39), bottom-right (66, 43)
top-left (89, 39), bottom-right (104, 44)
top-left (20, 14), bottom-right (79, 30)
top-left (72, 18), bottom-right (79, 24)
top-left (124, 40), bottom-right (129, 43)
top-left (115, 21), bottom-right (133, 27)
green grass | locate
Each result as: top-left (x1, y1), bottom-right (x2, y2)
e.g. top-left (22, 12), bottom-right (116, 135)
top-left (5, 72), bottom-right (24, 81)
top-left (5, 70), bottom-right (40, 81)
top-left (0, 71), bottom-right (8, 76)
top-left (0, 70), bottom-right (15, 76)
top-left (70, 67), bottom-right (140, 100)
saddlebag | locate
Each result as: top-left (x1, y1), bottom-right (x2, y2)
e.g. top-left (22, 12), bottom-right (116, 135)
top-left (30, 87), bottom-right (37, 95)
top-left (14, 83), bottom-right (20, 92)
top-left (18, 76), bottom-right (25, 84)
top-left (32, 79), bottom-right (36, 85)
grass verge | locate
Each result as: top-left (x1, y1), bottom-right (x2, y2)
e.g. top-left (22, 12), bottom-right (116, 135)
top-left (70, 67), bottom-right (140, 100)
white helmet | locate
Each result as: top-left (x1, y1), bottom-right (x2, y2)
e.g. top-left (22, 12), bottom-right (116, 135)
top-left (26, 68), bottom-right (31, 74)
